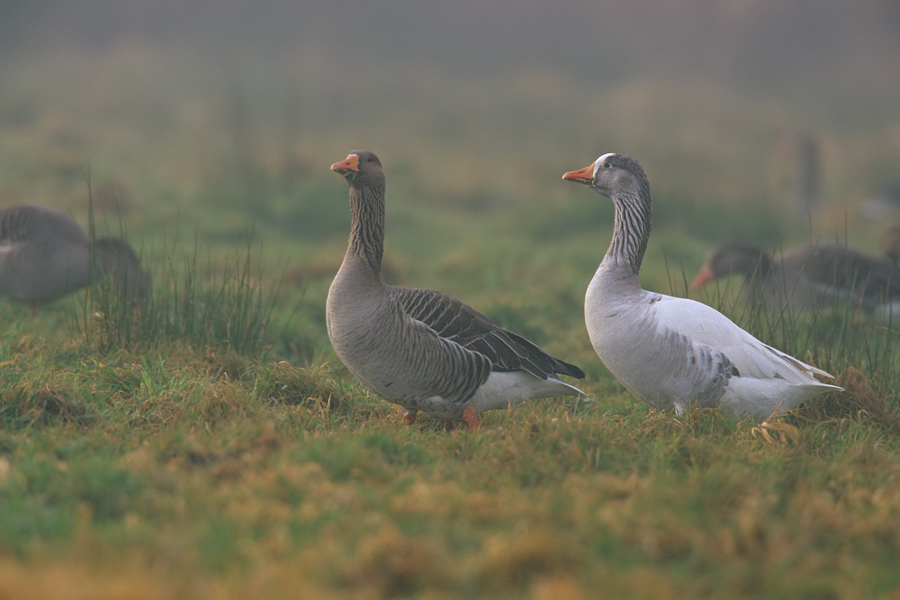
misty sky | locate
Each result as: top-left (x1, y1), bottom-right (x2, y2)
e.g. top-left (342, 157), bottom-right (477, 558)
top-left (4, 0), bottom-right (899, 109)
top-left (2, 0), bottom-right (898, 211)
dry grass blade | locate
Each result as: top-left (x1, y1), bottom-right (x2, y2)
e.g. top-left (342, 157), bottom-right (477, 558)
top-left (797, 367), bottom-right (900, 430)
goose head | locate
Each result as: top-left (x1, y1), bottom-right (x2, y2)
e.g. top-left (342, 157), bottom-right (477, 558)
top-left (93, 236), bottom-right (151, 302)
top-left (562, 152), bottom-right (649, 200)
top-left (331, 150), bottom-right (385, 190)
top-left (690, 244), bottom-right (770, 290)
top-left (563, 153), bottom-right (653, 275)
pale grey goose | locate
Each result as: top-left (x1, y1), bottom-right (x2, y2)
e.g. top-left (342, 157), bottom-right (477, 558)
top-left (691, 242), bottom-right (900, 316)
top-left (326, 151), bottom-right (586, 428)
top-left (563, 153), bottom-right (841, 420)
top-left (0, 203), bottom-right (149, 313)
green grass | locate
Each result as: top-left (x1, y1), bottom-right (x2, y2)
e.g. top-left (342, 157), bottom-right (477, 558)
top-left (77, 235), bottom-right (283, 356)
top-left (1, 43), bottom-right (900, 599)
top-left (1, 236), bottom-right (898, 598)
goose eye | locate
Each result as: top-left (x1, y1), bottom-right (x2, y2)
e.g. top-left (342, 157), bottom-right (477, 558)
top-left (603, 162), bottom-right (611, 169)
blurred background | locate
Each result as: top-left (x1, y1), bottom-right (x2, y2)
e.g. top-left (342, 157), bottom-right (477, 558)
top-left (1, 0), bottom-right (899, 301)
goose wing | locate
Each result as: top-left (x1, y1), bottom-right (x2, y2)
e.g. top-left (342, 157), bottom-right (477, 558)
top-left (653, 294), bottom-right (833, 383)
top-left (393, 286), bottom-right (584, 380)
top-left (0, 205), bottom-right (44, 244)
top-left (0, 204), bottom-right (87, 245)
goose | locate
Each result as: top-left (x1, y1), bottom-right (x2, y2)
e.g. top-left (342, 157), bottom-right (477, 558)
top-left (880, 225), bottom-right (900, 266)
top-left (326, 150), bottom-right (586, 428)
top-left (562, 153), bottom-right (842, 420)
top-left (690, 242), bottom-right (900, 315)
top-left (92, 235), bottom-right (151, 303)
top-left (0, 203), bottom-right (149, 314)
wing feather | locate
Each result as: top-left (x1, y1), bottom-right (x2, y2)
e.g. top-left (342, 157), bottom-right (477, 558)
top-left (393, 286), bottom-right (585, 380)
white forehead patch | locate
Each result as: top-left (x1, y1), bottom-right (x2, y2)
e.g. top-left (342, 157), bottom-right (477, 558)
top-left (594, 152), bottom-right (617, 176)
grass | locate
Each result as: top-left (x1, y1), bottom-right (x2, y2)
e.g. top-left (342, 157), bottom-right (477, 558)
top-left (77, 235), bottom-right (283, 356)
top-left (2, 361), bottom-right (900, 598)
top-left (2, 233), bottom-right (899, 599)
top-left (1, 43), bottom-right (900, 599)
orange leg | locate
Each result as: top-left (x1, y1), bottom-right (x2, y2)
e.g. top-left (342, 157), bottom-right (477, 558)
top-left (462, 407), bottom-right (479, 429)
top-left (402, 410), bottom-right (418, 426)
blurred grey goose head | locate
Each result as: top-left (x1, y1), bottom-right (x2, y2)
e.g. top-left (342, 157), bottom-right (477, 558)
top-left (325, 150), bottom-right (586, 428)
top-left (563, 153), bottom-right (841, 420)
top-left (93, 236), bottom-right (151, 303)
top-left (0, 203), bottom-right (149, 313)
top-left (691, 242), bottom-right (900, 314)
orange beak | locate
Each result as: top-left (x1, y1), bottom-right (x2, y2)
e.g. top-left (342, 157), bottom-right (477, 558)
top-left (689, 264), bottom-right (715, 290)
top-left (562, 164), bottom-right (595, 185)
top-left (331, 154), bottom-right (360, 175)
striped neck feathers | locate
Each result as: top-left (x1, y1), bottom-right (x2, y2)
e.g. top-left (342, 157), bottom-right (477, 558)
top-left (604, 187), bottom-right (652, 277)
top-left (348, 181), bottom-right (386, 275)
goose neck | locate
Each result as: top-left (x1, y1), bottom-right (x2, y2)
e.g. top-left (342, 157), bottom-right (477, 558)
top-left (348, 183), bottom-right (386, 276)
top-left (602, 190), bottom-right (651, 278)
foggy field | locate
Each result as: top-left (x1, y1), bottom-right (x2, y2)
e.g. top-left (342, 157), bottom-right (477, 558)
top-left (2, 2), bottom-right (900, 598)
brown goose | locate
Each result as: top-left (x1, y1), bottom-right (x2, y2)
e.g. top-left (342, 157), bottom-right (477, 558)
top-left (0, 203), bottom-right (149, 313)
top-left (563, 153), bottom-right (840, 420)
top-left (690, 242), bottom-right (900, 315)
top-left (326, 151), bottom-right (586, 428)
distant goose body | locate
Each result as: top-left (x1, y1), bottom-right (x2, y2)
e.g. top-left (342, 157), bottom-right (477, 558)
top-left (881, 225), bottom-right (900, 266)
top-left (691, 242), bottom-right (900, 316)
top-left (0, 204), bottom-right (149, 313)
top-left (326, 151), bottom-right (586, 427)
top-left (563, 153), bottom-right (841, 420)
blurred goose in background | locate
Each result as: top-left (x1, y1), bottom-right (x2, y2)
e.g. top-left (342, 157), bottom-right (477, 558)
top-left (862, 186), bottom-right (900, 221)
top-left (92, 235), bottom-right (151, 302)
top-left (563, 153), bottom-right (841, 421)
top-left (691, 242), bottom-right (900, 316)
top-left (0, 203), bottom-right (149, 314)
top-left (880, 225), bottom-right (900, 266)
top-left (326, 150), bottom-right (586, 428)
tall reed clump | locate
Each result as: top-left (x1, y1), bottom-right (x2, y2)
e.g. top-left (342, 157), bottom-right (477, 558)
top-left (73, 236), bottom-right (282, 357)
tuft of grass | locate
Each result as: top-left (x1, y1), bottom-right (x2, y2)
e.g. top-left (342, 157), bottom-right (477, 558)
top-left (74, 235), bottom-right (284, 357)
top-left (0, 383), bottom-right (96, 431)
top-left (797, 367), bottom-right (900, 431)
